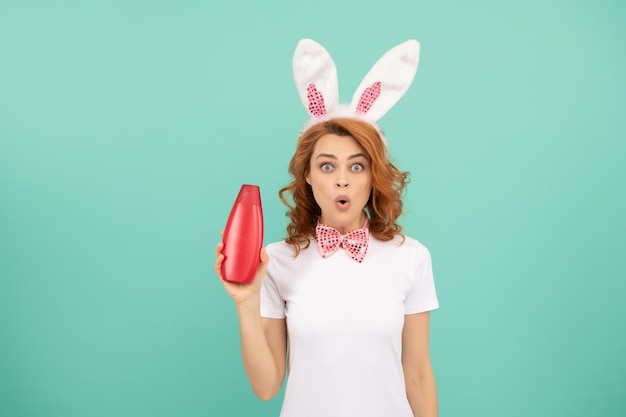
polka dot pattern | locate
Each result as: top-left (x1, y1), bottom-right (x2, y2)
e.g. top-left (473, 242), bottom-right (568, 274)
top-left (307, 83), bottom-right (327, 117)
top-left (316, 222), bottom-right (369, 263)
top-left (356, 81), bottom-right (381, 115)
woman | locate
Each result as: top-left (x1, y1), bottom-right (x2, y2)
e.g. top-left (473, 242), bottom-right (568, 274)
top-left (215, 39), bottom-right (439, 417)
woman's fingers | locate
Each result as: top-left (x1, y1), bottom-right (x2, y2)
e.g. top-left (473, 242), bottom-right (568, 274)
top-left (215, 240), bottom-right (268, 299)
top-left (215, 242), bottom-right (225, 279)
top-left (251, 248), bottom-right (270, 285)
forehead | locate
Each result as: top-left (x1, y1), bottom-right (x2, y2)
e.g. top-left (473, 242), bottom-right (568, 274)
top-left (311, 134), bottom-right (367, 157)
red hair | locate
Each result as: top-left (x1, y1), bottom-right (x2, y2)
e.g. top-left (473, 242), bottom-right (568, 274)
top-left (279, 118), bottom-right (409, 254)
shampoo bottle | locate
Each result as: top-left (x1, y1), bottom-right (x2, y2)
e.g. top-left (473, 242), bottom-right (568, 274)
top-left (221, 184), bottom-right (264, 284)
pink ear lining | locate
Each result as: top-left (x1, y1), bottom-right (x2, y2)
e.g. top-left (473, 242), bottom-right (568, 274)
top-left (356, 82), bottom-right (381, 115)
top-left (307, 84), bottom-right (327, 117)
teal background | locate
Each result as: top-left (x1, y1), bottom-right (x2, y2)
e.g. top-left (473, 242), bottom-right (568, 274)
top-left (1, 0), bottom-right (624, 416)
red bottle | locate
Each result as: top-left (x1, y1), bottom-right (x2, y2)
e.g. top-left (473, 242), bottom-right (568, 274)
top-left (221, 184), bottom-right (264, 284)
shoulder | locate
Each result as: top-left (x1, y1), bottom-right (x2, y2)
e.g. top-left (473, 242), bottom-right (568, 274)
top-left (371, 234), bottom-right (431, 259)
top-left (266, 240), bottom-right (298, 257)
top-left (402, 235), bottom-right (432, 260)
top-left (266, 239), bottom-right (317, 264)
top-left (265, 238), bottom-right (320, 284)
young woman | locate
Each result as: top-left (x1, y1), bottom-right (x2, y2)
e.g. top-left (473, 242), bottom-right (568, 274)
top-left (215, 39), bottom-right (439, 417)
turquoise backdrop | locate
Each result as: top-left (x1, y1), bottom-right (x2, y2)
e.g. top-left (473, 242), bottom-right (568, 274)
top-left (1, 1), bottom-right (624, 416)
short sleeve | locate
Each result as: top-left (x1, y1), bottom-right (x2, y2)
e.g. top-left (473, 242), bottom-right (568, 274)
top-left (404, 246), bottom-right (439, 314)
top-left (260, 258), bottom-right (286, 319)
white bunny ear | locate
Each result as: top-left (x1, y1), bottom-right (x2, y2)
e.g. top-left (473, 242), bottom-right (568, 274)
top-left (292, 39), bottom-right (339, 119)
top-left (349, 40), bottom-right (420, 122)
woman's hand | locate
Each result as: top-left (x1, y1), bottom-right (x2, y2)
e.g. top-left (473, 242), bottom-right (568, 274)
top-left (215, 239), bottom-right (269, 305)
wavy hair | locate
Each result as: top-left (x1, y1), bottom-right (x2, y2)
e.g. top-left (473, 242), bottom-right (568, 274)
top-left (279, 118), bottom-right (409, 255)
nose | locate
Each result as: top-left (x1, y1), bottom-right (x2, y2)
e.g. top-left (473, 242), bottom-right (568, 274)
top-left (336, 171), bottom-right (349, 188)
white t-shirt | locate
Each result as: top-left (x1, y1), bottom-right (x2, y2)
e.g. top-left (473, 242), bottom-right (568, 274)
top-left (261, 234), bottom-right (439, 417)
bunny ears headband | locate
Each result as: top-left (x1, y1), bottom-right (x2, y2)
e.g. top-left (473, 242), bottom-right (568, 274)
top-left (292, 38), bottom-right (421, 142)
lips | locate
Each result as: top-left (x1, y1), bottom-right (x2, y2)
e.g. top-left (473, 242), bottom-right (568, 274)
top-left (335, 195), bottom-right (351, 211)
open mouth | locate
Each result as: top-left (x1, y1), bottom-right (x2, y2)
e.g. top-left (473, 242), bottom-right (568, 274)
top-left (335, 196), bottom-right (350, 209)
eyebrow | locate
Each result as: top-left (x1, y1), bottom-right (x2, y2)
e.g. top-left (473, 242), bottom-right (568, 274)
top-left (315, 152), bottom-right (368, 160)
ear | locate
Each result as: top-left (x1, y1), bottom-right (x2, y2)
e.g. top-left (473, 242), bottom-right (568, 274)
top-left (293, 39), bottom-right (340, 119)
top-left (349, 40), bottom-right (420, 122)
top-left (305, 173), bottom-right (311, 185)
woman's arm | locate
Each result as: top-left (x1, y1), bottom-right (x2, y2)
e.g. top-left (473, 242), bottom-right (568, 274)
top-left (216, 244), bottom-right (288, 400)
top-left (236, 300), bottom-right (287, 400)
top-left (402, 311), bottom-right (438, 417)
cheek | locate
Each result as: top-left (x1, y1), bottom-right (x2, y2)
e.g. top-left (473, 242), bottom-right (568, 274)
top-left (361, 175), bottom-right (373, 192)
top-left (362, 182), bottom-right (373, 202)
top-left (306, 174), bottom-right (321, 195)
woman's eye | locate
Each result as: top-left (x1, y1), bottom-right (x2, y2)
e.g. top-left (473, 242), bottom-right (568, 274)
top-left (321, 163), bottom-right (333, 172)
top-left (351, 164), bottom-right (364, 172)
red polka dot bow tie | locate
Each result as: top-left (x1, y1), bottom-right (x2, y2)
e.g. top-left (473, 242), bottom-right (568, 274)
top-left (315, 222), bottom-right (369, 263)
